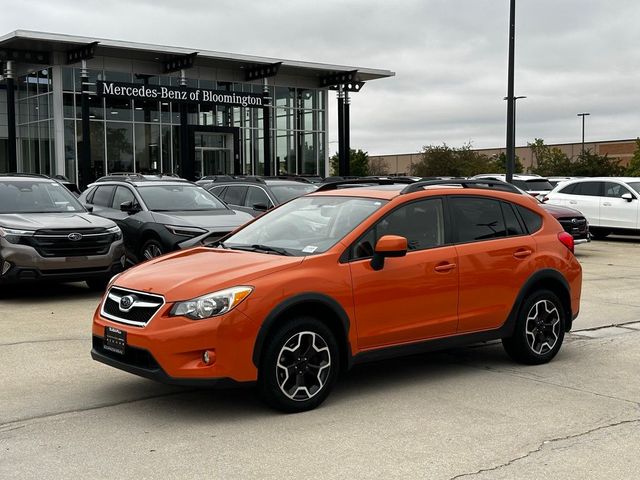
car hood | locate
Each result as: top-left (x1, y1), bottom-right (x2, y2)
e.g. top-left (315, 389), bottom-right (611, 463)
top-left (0, 212), bottom-right (117, 230)
top-left (150, 209), bottom-right (253, 230)
top-left (112, 247), bottom-right (303, 302)
top-left (541, 203), bottom-right (584, 218)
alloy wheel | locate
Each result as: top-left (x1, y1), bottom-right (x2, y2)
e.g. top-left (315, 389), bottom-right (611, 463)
top-left (525, 299), bottom-right (561, 355)
top-left (143, 243), bottom-right (163, 260)
top-left (276, 331), bottom-right (331, 401)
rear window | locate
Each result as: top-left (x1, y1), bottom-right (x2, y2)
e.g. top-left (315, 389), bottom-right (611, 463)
top-left (269, 184), bottom-right (318, 204)
top-left (513, 179), bottom-right (553, 192)
top-left (515, 205), bottom-right (543, 234)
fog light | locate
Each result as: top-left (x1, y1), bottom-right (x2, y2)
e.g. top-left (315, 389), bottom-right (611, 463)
top-left (202, 349), bottom-right (216, 365)
top-left (1, 260), bottom-right (11, 276)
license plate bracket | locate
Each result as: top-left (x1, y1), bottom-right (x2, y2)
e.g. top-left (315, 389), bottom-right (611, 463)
top-left (104, 326), bottom-right (126, 355)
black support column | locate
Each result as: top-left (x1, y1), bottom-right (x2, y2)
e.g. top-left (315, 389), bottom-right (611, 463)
top-left (5, 61), bottom-right (17, 172)
top-left (337, 85), bottom-right (346, 176)
top-left (343, 90), bottom-right (351, 176)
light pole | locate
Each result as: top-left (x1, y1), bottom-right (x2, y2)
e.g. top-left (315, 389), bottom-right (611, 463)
top-left (505, 0), bottom-right (516, 183)
top-left (504, 95), bottom-right (526, 158)
top-left (577, 112), bottom-right (590, 155)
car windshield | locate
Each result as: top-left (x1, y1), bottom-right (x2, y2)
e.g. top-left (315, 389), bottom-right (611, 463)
top-left (0, 180), bottom-right (85, 213)
top-left (269, 184), bottom-right (318, 203)
top-left (222, 196), bottom-right (387, 256)
top-left (514, 180), bottom-right (553, 191)
top-left (627, 182), bottom-right (640, 195)
top-left (137, 184), bottom-right (227, 211)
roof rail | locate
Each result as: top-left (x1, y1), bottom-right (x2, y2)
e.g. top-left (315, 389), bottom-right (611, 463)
top-left (315, 178), bottom-right (415, 192)
top-left (204, 175), bottom-right (267, 184)
top-left (400, 179), bottom-right (522, 195)
top-left (0, 172), bottom-right (52, 179)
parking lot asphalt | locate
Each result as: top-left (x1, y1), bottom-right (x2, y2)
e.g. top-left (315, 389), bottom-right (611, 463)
top-left (1, 237), bottom-right (639, 479)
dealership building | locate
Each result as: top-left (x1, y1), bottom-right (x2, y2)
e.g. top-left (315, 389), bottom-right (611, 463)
top-left (0, 30), bottom-right (393, 186)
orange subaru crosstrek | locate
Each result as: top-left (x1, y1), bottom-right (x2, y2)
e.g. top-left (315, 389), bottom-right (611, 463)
top-left (92, 179), bottom-right (582, 412)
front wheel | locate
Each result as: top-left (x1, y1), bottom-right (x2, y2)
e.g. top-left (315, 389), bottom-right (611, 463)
top-left (258, 317), bottom-right (339, 413)
top-left (502, 290), bottom-right (565, 365)
top-left (140, 238), bottom-right (164, 261)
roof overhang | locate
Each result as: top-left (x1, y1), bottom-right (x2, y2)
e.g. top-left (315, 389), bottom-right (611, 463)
top-left (0, 30), bottom-right (395, 83)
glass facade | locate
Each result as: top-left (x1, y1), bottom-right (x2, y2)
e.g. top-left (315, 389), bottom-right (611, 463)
top-left (16, 69), bottom-right (54, 175)
top-left (58, 67), bottom-right (327, 183)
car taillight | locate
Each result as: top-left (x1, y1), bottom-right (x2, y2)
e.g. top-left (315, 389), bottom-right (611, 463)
top-left (558, 231), bottom-right (574, 253)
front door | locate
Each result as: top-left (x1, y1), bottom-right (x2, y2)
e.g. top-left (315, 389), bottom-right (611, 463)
top-left (194, 132), bottom-right (234, 177)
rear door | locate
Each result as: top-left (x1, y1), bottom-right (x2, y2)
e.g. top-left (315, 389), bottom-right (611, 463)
top-left (451, 196), bottom-right (538, 333)
top-left (349, 198), bottom-right (459, 349)
top-left (565, 181), bottom-right (603, 225)
top-left (601, 182), bottom-right (639, 228)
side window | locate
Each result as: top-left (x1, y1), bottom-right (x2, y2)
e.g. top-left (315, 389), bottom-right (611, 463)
top-left (451, 197), bottom-right (506, 242)
top-left (351, 198), bottom-right (445, 260)
top-left (604, 182), bottom-right (632, 198)
top-left (111, 186), bottom-right (136, 209)
top-left (574, 182), bottom-right (603, 196)
top-left (208, 186), bottom-right (226, 199)
top-left (515, 205), bottom-right (543, 234)
top-left (559, 183), bottom-right (577, 195)
top-left (223, 186), bottom-right (247, 206)
top-left (245, 186), bottom-right (272, 208)
top-left (501, 202), bottom-right (525, 236)
top-left (91, 185), bottom-right (116, 207)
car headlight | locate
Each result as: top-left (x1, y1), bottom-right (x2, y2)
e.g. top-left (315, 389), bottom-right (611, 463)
top-left (107, 225), bottom-right (123, 240)
top-left (0, 227), bottom-right (35, 244)
top-left (164, 225), bottom-right (208, 237)
top-left (170, 286), bottom-right (253, 320)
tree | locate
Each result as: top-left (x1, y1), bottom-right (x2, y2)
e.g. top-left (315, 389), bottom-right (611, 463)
top-left (329, 148), bottom-right (370, 176)
top-left (410, 143), bottom-right (492, 177)
top-left (368, 157), bottom-right (389, 175)
top-left (572, 150), bottom-right (625, 177)
top-left (626, 138), bottom-right (640, 176)
top-left (532, 147), bottom-right (573, 176)
top-left (528, 138), bottom-right (548, 169)
top-left (488, 152), bottom-right (524, 174)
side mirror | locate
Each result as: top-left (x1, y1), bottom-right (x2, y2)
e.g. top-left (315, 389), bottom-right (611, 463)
top-left (252, 203), bottom-right (270, 212)
top-left (83, 204), bottom-right (94, 213)
top-left (120, 200), bottom-right (140, 214)
top-left (370, 235), bottom-right (408, 271)
top-left (621, 193), bottom-right (634, 202)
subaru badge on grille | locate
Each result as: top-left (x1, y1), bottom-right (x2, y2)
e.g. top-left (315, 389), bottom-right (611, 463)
top-left (67, 232), bottom-right (83, 241)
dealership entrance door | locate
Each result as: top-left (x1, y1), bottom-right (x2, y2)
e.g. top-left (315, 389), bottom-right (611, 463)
top-left (189, 126), bottom-right (241, 178)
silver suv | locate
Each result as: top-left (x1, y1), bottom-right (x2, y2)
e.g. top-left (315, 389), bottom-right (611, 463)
top-left (0, 174), bottom-right (125, 289)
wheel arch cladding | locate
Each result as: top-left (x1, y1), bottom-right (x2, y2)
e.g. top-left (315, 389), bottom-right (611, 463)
top-left (513, 269), bottom-right (573, 333)
top-left (252, 293), bottom-right (352, 371)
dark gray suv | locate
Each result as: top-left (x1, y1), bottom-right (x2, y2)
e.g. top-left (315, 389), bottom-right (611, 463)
top-left (0, 174), bottom-right (125, 289)
top-left (79, 174), bottom-right (253, 263)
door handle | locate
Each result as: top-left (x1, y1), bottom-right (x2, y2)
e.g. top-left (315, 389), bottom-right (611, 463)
top-left (434, 262), bottom-right (456, 272)
top-left (603, 202), bottom-right (611, 206)
top-left (569, 200), bottom-right (577, 204)
top-left (513, 249), bottom-right (532, 259)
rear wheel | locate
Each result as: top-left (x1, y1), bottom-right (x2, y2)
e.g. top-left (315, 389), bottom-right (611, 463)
top-left (502, 290), bottom-right (565, 365)
top-left (258, 317), bottom-right (339, 413)
top-left (590, 228), bottom-right (611, 240)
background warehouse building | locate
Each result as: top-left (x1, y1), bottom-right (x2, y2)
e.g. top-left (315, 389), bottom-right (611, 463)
top-left (0, 30), bottom-right (394, 187)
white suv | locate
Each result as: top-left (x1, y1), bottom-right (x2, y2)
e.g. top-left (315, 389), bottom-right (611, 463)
top-left (543, 177), bottom-right (640, 239)
top-left (471, 174), bottom-right (554, 200)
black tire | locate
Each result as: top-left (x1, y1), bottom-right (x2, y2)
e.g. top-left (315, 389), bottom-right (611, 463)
top-left (139, 238), bottom-right (164, 262)
top-left (502, 289), bottom-right (565, 365)
top-left (86, 277), bottom-right (109, 291)
top-left (258, 317), bottom-right (339, 413)
top-left (590, 228), bottom-right (611, 240)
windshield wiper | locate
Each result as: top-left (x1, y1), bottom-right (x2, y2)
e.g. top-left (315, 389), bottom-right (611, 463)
top-left (227, 244), bottom-right (292, 256)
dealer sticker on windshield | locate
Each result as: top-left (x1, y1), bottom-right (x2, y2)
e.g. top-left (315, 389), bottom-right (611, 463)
top-left (302, 246), bottom-right (318, 253)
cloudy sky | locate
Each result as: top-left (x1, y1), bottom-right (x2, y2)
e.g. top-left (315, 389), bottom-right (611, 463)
top-left (2, 0), bottom-right (639, 155)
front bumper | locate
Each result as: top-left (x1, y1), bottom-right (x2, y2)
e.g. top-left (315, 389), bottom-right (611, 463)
top-left (0, 238), bottom-right (125, 284)
top-left (92, 300), bottom-right (260, 383)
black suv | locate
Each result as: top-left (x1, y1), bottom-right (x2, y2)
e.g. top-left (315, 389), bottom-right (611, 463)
top-left (0, 174), bottom-right (124, 288)
top-left (79, 174), bottom-right (253, 263)
top-left (201, 176), bottom-right (318, 217)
